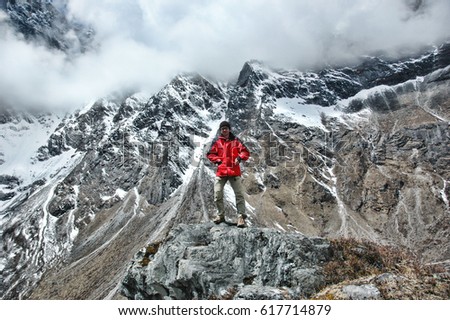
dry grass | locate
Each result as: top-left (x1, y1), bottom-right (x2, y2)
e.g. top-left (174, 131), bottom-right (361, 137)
top-left (139, 242), bottom-right (161, 267)
top-left (319, 238), bottom-right (450, 299)
top-left (323, 238), bottom-right (441, 284)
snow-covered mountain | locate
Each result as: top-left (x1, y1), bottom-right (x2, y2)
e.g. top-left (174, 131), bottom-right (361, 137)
top-left (0, 1), bottom-right (449, 299)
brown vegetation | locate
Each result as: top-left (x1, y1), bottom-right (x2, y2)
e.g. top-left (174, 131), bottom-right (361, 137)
top-left (316, 238), bottom-right (450, 299)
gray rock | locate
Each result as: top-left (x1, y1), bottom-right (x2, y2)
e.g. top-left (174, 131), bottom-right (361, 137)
top-left (121, 223), bottom-right (331, 300)
top-left (342, 284), bottom-right (381, 300)
top-left (234, 285), bottom-right (292, 300)
top-left (0, 190), bottom-right (15, 201)
top-left (4, 0), bottom-right (95, 54)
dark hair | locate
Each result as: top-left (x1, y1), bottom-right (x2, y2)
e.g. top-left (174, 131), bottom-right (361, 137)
top-left (219, 121), bottom-right (231, 129)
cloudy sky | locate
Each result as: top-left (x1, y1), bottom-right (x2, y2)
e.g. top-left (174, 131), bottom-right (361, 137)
top-left (0, 0), bottom-right (449, 111)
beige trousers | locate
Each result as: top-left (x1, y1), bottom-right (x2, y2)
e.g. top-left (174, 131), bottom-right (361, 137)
top-left (214, 176), bottom-right (246, 218)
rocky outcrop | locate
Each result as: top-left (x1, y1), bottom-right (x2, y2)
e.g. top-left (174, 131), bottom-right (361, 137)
top-left (2, 0), bottom-right (94, 54)
top-left (121, 224), bottom-right (450, 300)
top-left (121, 223), bottom-right (331, 300)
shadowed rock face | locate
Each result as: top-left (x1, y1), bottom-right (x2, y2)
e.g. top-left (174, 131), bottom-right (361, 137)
top-left (2, 0), bottom-right (94, 54)
top-left (121, 223), bottom-right (331, 300)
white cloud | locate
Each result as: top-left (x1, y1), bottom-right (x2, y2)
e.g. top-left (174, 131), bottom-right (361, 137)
top-left (0, 0), bottom-right (449, 111)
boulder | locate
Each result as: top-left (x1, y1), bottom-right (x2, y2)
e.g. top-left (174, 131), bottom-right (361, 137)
top-left (121, 223), bottom-right (331, 300)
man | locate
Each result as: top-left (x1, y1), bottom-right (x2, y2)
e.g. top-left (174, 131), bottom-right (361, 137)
top-left (207, 121), bottom-right (250, 227)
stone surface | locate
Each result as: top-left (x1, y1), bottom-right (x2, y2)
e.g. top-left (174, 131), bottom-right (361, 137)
top-left (313, 272), bottom-right (450, 300)
top-left (342, 284), bottom-right (381, 300)
top-left (3, 0), bottom-right (94, 54)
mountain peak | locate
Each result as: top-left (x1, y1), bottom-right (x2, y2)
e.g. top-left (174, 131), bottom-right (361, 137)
top-left (236, 60), bottom-right (271, 87)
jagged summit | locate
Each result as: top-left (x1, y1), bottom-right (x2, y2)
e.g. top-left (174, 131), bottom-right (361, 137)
top-left (236, 60), bottom-right (272, 87)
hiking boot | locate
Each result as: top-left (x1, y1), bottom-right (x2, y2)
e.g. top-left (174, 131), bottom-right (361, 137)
top-left (237, 215), bottom-right (246, 228)
top-left (213, 214), bottom-right (225, 224)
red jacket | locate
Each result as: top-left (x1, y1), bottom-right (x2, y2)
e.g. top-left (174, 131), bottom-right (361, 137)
top-left (207, 133), bottom-right (250, 177)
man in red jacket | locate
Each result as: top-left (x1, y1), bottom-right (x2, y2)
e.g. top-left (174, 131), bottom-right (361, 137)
top-left (207, 121), bottom-right (250, 227)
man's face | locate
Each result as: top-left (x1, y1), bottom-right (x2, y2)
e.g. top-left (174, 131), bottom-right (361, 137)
top-left (220, 126), bottom-right (230, 138)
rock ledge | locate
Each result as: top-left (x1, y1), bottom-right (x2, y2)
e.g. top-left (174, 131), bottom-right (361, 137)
top-left (121, 223), bottom-right (331, 300)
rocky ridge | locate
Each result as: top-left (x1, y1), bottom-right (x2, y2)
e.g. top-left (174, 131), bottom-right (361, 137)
top-left (121, 223), bottom-right (450, 300)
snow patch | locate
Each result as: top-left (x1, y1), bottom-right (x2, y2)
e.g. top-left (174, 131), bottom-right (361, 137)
top-left (76, 100), bottom-right (96, 116)
top-left (177, 117), bottom-right (223, 187)
top-left (440, 179), bottom-right (449, 212)
top-left (273, 98), bottom-right (343, 131)
top-left (274, 221), bottom-right (285, 231)
top-left (101, 188), bottom-right (128, 201)
top-left (0, 113), bottom-right (63, 183)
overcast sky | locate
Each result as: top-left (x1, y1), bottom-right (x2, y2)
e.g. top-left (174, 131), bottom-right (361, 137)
top-left (0, 0), bottom-right (449, 111)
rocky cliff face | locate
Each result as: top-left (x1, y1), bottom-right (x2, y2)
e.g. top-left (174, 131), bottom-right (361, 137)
top-left (2, 0), bottom-right (94, 54)
top-left (0, 6), bottom-right (449, 298)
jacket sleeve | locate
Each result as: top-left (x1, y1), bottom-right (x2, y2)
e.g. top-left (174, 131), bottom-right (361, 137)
top-left (236, 139), bottom-right (250, 162)
top-left (206, 139), bottom-right (222, 163)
